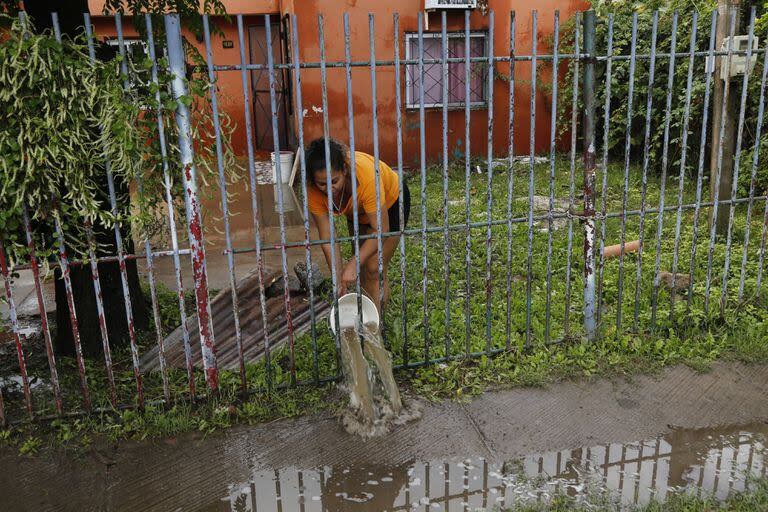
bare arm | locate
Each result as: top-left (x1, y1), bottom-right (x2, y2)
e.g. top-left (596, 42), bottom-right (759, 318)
top-left (312, 211), bottom-right (346, 295)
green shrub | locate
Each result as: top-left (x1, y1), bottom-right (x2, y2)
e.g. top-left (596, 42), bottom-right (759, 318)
top-left (556, 2), bottom-right (768, 194)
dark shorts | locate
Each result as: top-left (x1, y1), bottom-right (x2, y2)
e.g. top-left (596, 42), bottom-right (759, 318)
top-left (387, 181), bottom-right (411, 231)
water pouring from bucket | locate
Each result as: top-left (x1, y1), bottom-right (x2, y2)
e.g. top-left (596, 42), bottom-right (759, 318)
top-left (331, 293), bottom-right (418, 437)
top-left (329, 292), bottom-right (379, 335)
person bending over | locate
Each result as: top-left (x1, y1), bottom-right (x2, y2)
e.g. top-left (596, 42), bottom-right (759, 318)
top-left (304, 138), bottom-right (410, 313)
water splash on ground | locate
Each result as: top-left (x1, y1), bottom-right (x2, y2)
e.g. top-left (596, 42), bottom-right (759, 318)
top-left (338, 322), bottom-right (421, 438)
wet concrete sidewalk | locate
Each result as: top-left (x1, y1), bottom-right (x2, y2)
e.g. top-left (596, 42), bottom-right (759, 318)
top-left (2, 361), bottom-right (768, 511)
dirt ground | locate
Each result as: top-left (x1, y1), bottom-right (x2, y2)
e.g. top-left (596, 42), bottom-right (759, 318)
top-left (2, 361), bottom-right (768, 511)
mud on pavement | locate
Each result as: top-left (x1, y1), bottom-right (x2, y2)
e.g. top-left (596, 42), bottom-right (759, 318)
top-left (1, 361), bottom-right (768, 511)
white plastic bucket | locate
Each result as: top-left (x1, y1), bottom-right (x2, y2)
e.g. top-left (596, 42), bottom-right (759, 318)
top-left (270, 151), bottom-right (294, 184)
top-left (329, 293), bottom-right (379, 334)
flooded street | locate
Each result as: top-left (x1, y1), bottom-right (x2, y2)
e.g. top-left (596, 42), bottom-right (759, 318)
top-left (3, 363), bottom-right (768, 511)
top-left (221, 422), bottom-right (768, 511)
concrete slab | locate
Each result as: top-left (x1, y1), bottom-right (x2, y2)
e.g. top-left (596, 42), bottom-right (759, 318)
top-left (462, 362), bottom-right (768, 459)
top-left (0, 269), bottom-right (55, 321)
top-left (140, 182), bottom-right (328, 291)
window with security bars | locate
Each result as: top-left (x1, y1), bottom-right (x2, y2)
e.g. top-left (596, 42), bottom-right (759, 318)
top-left (405, 32), bottom-right (488, 109)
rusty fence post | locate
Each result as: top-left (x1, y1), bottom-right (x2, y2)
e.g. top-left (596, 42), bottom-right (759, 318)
top-left (165, 14), bottom-right (219, 393)
top-left (582, 10), bottom-right (597, 341)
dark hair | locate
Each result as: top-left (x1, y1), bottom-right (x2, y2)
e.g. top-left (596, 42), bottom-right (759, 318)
top-left (304, 138), bottom-right (349, 185)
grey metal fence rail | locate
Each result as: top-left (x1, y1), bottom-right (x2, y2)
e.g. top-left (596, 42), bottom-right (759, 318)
top-left (1, 6), bottom-right (767, 424)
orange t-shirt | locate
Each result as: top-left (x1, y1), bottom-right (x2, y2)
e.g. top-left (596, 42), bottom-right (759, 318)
top-left (307, 152), bottom-right (400, 223)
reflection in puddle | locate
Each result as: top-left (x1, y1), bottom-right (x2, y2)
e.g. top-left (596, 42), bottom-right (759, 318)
top-left (221, 423), bottom-right (767, 511)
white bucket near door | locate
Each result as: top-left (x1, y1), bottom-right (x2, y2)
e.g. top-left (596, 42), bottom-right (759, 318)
top-left (272, 183), bottom-right (296, 213)
top-left (270, 151), bottom-right (294, 184)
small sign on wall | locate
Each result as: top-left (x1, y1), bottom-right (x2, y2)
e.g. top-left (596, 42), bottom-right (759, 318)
top-left (223, 40), bottom-right (234, 48)
top-left (424, 0), bottom-right (477, 8)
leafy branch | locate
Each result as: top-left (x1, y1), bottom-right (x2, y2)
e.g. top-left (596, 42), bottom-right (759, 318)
top-left (0, 7), bottom-right (241, 266)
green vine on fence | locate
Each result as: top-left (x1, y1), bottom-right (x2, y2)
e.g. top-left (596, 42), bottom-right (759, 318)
top-left (0, 6), bottom-right (240, 267)
top-left (0, 14), bottom-right (140, 263)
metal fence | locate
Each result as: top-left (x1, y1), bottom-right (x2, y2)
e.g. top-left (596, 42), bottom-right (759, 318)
top-left (1, 6), bottom-right (767, 424)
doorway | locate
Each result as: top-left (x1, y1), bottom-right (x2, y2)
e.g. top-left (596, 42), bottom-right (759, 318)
top-left (247, 15), bottom-right (291, 153)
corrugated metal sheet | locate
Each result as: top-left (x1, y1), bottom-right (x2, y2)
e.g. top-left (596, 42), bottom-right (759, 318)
top-left (141, 268), bottom-right (329, 372)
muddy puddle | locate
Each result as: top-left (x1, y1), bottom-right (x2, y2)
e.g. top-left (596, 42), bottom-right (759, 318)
top-left (219, 422), bottom-right (768, 511)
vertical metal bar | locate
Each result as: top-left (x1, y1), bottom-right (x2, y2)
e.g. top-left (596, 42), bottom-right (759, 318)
top-left (394, 13), bottom-right (408, 365)
top-left (544, 11), bottom-right (559, 343)
top-left (342, 13), bottom-right (364, 331)
top-left (265, 15), bottom-right (298, 385)
top-left (650, 12), bottom-right (680, 327)
top-left (85, 224), bottom-right (117, 406)
top-left (720, 9), bottom-right (756, 312)
top-left (739, 31), bottom-right (768, 300)
top-left (143, 14), bottom-right (196, 398)
top-left (166, 13), bottom-right (218, 393)
top-left (525, 10), bottom-right (538, 346)
top-left (505, 12), bottom-right (516, 350)
top-left (112, 12), bottom-right (144, 407)
top-left (596, 14), bottom-right (614, 328)
top-left (703, 10), bottom-right (737, 311)
top-left (51, 11), bottom-right (61, 41)
top-left (615, 12), bottom-right (638, 335)
top-left (668, 13), bottom-right (699, 320)
top-left (582, 10), bottom-right (598, 341)
top-left (0, 242), bottom-right (33, 419)
top-left (318, 15), bottom-right (344, 366)
top-left (441, 11), bottom-right (451, 358)
top-left (203, 15), bottom-right (246, 392)
top-left (632, 11), bottom-right (659, 330)
top-left (116, 14), bottom-right (172, 404)
top-left (236, 14), bottom-right (274, 389)
top-left (85, 13), bottom-right (144, 407)
top-left (0, 363), bottom-right (3, 424)
top-left (484, 12), bottom-right (495, 354)
top-left (418, 11), bottom-right (430, 362)
top-left (686, 10), bottom-right (720, 311)
top-left (51, 13), bottom-right (91, 410)
top-left (22, 206), bottom-right (62, 415)
top-left (756, 196), bottom-right (768, 293)
top-left (563, 12), bottom-right (580, 335)
top-left (82, 20), bottom-right (120, 406)
top-left (53, 216), bottom-right (91, 410)
top-left (369, 14), bottom-right (385, 326)
top-left (291, 14), bottom-right (320, 382)
top-left (463, 9), bottom-right (472, 356)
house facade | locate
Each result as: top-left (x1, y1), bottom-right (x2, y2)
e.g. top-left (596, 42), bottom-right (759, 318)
top-left (89, 0), bottom-right (586, 166)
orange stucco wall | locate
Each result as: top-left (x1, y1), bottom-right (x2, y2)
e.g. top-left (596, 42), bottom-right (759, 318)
top-left (90, 12), bottom-right (277, 158)
top-left (92, 0), bottom-right (588, 166)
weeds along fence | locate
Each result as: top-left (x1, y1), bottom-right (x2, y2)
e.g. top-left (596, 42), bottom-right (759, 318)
top-left (1, 6), bottom-right (767, 424)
